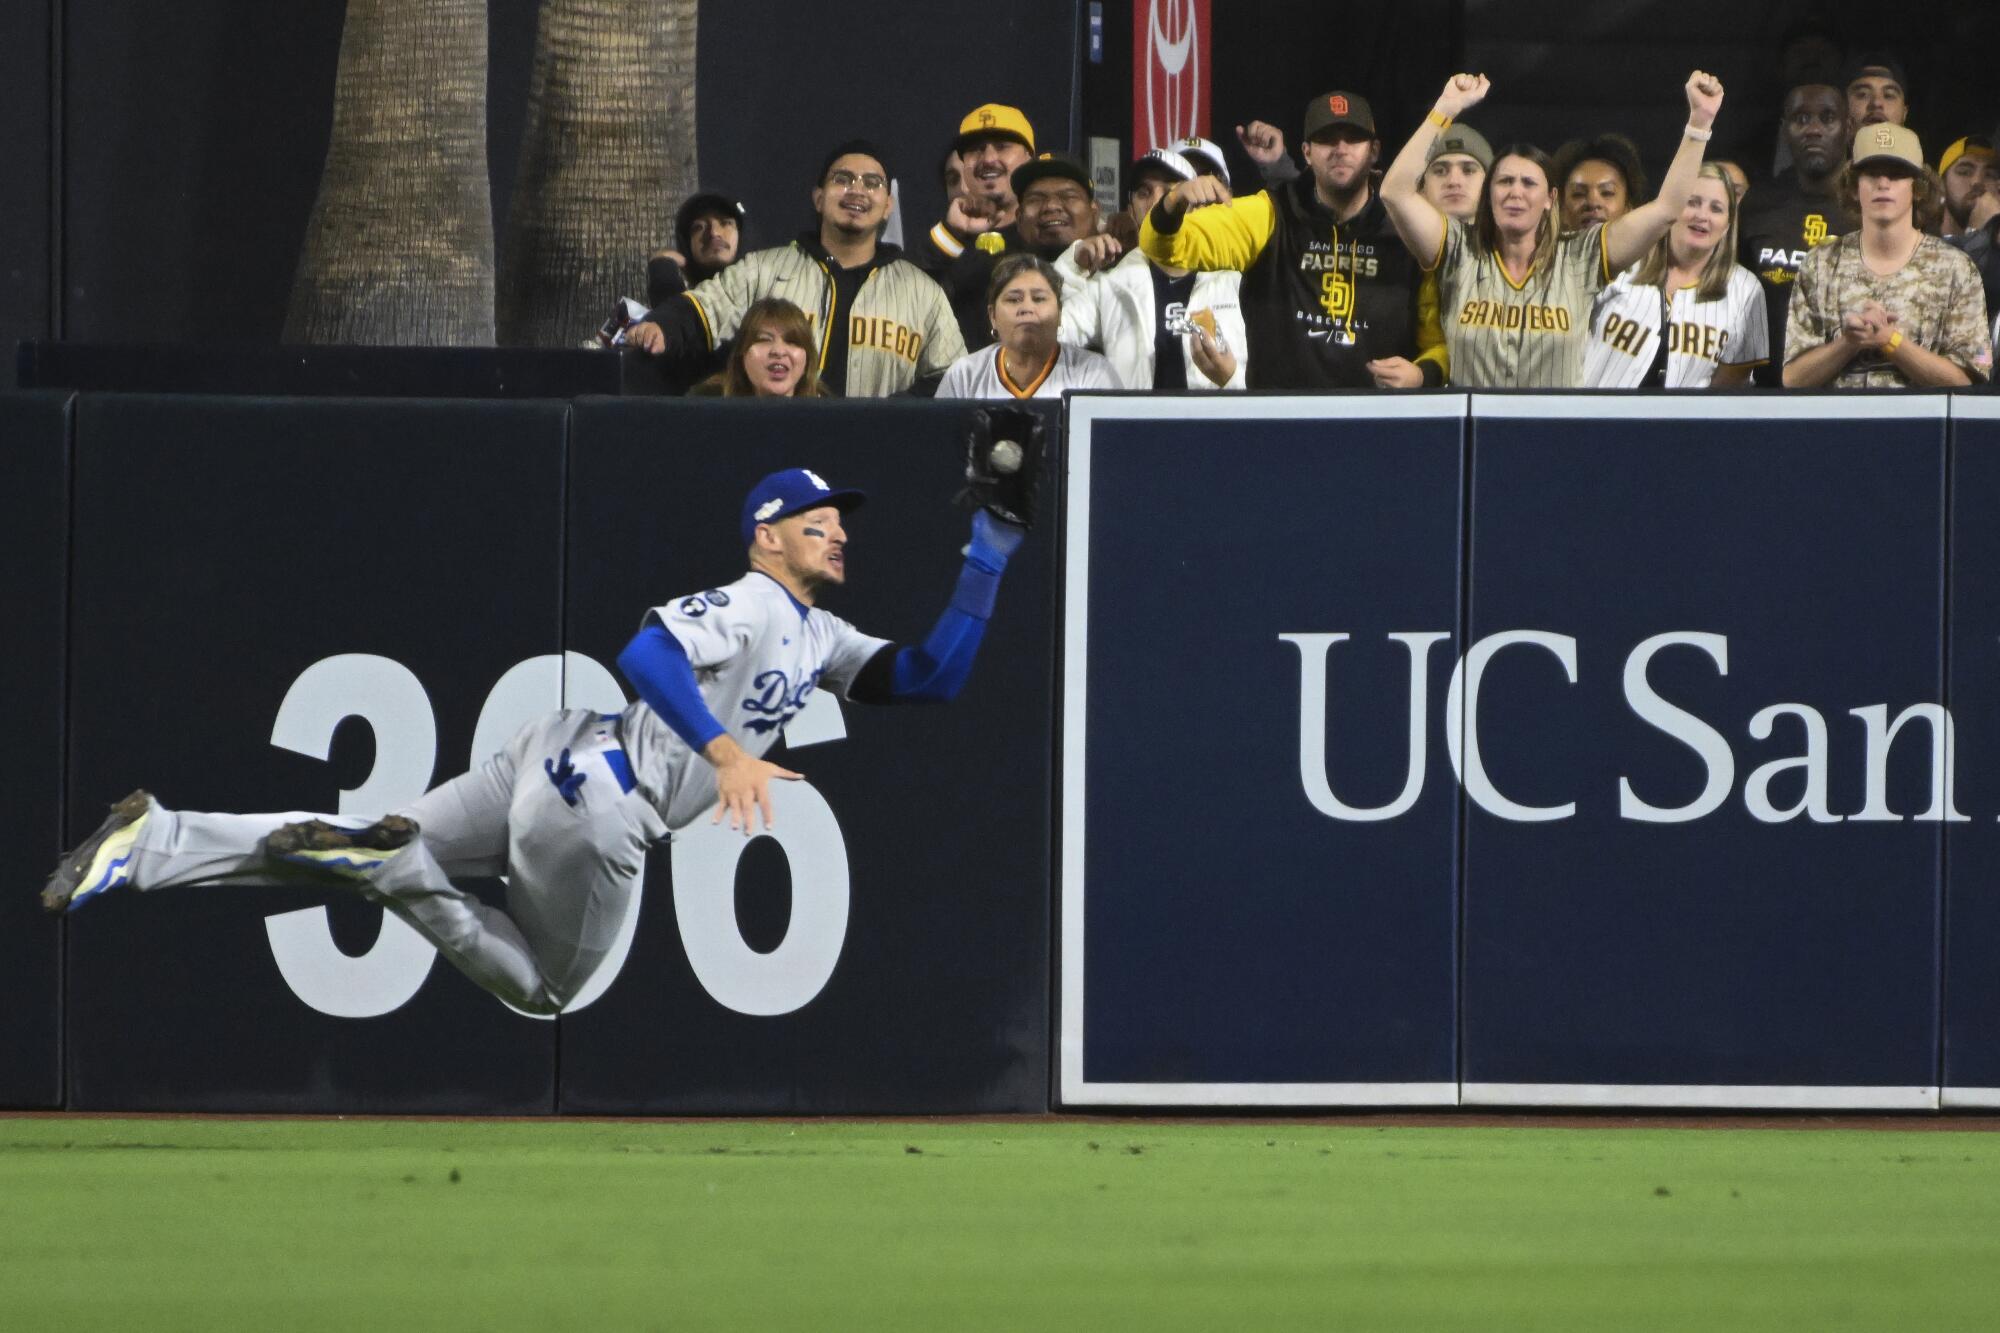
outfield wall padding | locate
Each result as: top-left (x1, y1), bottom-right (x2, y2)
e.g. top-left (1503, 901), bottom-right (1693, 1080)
top-left (0, 392), bottom-right (70, 1108)
top-left (63, 395), bottom-right (569, 1114)
top-left (1945, 397), bottom-right (2000, 1108)
top-left (18, 388), bottom-right (2000, 1113)
top-left (1059, 396), bottom-right (1466, 1107)
top-left (554, 399), bottom-right (1056, 1115)
top-left (1061, 394), bottom-right (1976, 1112)
top-left (1457, 397), bottom-right (1944, 1109)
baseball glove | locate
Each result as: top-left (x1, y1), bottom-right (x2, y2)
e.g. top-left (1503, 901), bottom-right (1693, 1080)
top-left (956, 406), bottom-right (1045, 529)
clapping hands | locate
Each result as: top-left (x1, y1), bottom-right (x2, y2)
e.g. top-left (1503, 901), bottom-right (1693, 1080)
top-left (1841, 299), bottom-right (1900, 352)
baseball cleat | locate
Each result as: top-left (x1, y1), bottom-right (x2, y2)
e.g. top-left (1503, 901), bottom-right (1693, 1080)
top-left (42, 789), bottom-right (154, 913)
top-left (265, 815), bottom-right (420, 876)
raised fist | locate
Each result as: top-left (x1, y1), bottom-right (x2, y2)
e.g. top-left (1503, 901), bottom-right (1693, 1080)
top-left (1685, 71), bottom-right (1724, 129)
top-left (1165, 174), bottom-right (1232, 214)
top-left (1235, 121), bottom-right (1288, 166)
top-left (948, 194), bottom-right (998, 235)
top-left (1435, 73), bottom-right (1491, 119)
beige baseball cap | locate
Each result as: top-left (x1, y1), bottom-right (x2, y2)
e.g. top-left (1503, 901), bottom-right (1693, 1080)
top-left (1851, 122), bottom-right (1924, 172)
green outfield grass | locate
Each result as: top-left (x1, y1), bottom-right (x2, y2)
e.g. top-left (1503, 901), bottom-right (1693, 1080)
top-left (4, 1116), bottom-right (2000, 1331)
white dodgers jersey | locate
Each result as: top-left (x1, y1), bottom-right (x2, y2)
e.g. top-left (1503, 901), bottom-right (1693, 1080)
top-left (621, 570), bottom-right (888, 831)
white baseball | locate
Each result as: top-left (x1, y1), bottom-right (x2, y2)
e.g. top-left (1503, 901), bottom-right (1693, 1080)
top-left (990, 440), bottom-right (1024, 474)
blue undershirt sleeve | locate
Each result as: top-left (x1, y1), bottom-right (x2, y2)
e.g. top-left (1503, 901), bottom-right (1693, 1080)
top-left (617, 623), bottom-right (729, 751)
top-left (886, 601), bottom-right (989, 702)
top-left (875, 514), bottom-right (1022, 703)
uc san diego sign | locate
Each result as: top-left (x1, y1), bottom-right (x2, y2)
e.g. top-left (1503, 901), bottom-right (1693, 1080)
top-left (1059, 393), bottom-right (2000, 1112)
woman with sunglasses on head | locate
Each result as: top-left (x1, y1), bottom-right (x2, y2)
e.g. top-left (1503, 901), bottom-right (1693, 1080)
top-left (1580, 163), bottom-right (1769, 388)
top-left (1783, 124), bottom-right (1993, 388)
top-left (1379, 69), bottom-right (1725, 389)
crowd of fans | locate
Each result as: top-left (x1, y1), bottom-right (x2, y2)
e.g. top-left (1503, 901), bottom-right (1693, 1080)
top-left (610, 53), bottom-right (1999, 400)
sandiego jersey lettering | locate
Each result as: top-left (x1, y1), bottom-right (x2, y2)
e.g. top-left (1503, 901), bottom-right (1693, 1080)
top-left (1433, 219), bottom-right (1610, 388)
top-left (1455, 301), bottom-right (1573, 332)
top-left (847, 315), bottom-right (925, 365)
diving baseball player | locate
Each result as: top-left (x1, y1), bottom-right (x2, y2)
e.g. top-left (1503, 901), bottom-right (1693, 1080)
top-left (41, 463), bottom-right (1032, 1015)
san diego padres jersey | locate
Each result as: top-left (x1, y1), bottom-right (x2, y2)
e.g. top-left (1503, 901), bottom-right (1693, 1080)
top-left (936, 342), bottom-right (1123, 399)
top-left (621, 571), bottom-right (887, 831)
top-left (1137, 178), bottom-right (1439, 388)
top-left (1736, 179), bottom-right (1847, 386)
top-left (1431, 219), bottom-right (1610, 388)
top-left (1784, 233), bottom-right (1994, 387)
top-left (1580, 264), bottom-right (1770, 388)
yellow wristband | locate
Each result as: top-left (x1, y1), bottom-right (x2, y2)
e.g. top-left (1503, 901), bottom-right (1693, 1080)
top-left (1885, 330), bottom-right (1905, 356)
top-left (1428, 109), bottom-right (1452, 130)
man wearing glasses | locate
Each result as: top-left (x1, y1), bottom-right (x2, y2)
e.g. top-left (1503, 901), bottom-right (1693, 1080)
top-left (631, 140), bottom-right (966, 396)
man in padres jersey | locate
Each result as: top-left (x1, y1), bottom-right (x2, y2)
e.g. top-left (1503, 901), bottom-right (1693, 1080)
top-left (1138, 90), bottom-right (1443, 389)
top-left (41, 468), bottom-right (1029, 1016)
top-left (630, 140), bottom-right (966, 397)
top-left (1737, 82), bottom-right (1851, 386)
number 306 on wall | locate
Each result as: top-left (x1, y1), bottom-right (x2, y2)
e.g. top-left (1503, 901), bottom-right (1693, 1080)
top-left (263, 653), bottom-right (851, 1021)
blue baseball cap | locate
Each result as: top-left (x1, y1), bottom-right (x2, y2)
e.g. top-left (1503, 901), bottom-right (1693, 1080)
top-left (740, 468), bottom-right (867, 545)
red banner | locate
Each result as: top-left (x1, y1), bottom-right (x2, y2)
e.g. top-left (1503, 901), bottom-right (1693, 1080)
top-left (1132, 0), bottom-right (1211, 155)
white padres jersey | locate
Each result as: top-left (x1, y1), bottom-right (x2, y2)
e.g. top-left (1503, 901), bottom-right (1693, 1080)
top-left (620, 571), bottom-right (888, 831)
top-left (935, 343), bottom-right (1123, 399)
top-left (1580, 265), bottom-right (1770, 388)
top-left (1432, 220), bottom-right (1610, 388)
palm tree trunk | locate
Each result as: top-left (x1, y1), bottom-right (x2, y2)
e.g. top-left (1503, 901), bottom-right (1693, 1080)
top-left (283, 0), bottom-right (496, 346)
top-left (497, 0), bottom-right (698, 347)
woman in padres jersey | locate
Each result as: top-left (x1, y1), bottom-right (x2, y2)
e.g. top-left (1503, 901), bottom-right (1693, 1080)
top-left (937, 254), bottom-right (1122, 399)
top-left (1580, 163), bottom-right (1769, 388)
top-left (1380, 70), bottom-right (1726, 389)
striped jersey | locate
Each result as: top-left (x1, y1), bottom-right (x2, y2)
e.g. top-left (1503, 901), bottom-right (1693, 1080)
top-left (674, 240), bottom-right (967, 397)
top-left (1580, 264), bottom-right (1770, 388)
top-left (1430, 220), bottom-right (1610, 388)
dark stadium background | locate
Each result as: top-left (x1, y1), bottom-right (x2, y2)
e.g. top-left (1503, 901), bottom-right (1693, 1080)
top-left (5, 1), bottom-right (1995, 377)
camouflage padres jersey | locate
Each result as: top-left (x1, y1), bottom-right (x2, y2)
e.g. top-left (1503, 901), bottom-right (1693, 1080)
top-left (1784, 233), bottom-right (1995, 387)
top-left (1429, 219), bottom-right (1611, 388)
top-left (620, 571), bottom-right (888, 831)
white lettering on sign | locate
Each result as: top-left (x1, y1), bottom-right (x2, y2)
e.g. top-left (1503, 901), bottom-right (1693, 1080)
top-left (1284, 630), bottom-right (1967, 825)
